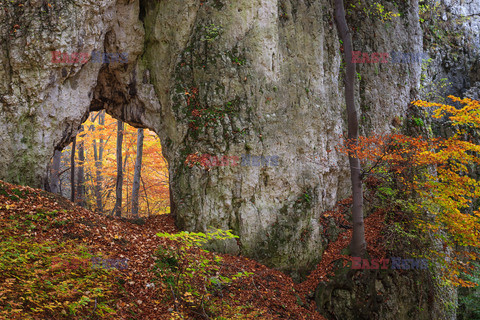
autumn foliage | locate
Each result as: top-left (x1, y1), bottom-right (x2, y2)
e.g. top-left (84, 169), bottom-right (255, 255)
top-left (59, 112), bottom-right (170, 217)
top-left (338, 96), bottom-right (480, 287)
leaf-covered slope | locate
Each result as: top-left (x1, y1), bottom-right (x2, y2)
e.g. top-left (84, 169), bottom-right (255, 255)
top-left (0, 180), bottom-right (327, 319)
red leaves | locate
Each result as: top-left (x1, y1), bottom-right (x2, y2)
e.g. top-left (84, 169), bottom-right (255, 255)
top-left (77, 112), bottom-right (170, 216)
top-left (191, 109), bottom-right (202, 117)
top-left (338, 95), bottom-right (480, 287)
top-left (0, 179), bottom-right (328, 319)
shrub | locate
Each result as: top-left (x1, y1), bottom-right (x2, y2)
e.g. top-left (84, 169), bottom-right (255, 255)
top-left (153, 229), bottom-right (252, 318)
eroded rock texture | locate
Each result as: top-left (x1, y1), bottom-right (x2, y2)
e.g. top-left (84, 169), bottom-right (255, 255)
top-left (315, 263), bottom-right (452, 320)
top-left (0, 0), bottom-right (476, 288)
top-left (143, 0), bottom-right (422, 279)
top-left (420, 0), bottom-right (480, 104)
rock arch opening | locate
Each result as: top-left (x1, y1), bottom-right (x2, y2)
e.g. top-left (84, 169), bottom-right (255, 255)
top-left (47, 110), bottom-right (170, 218)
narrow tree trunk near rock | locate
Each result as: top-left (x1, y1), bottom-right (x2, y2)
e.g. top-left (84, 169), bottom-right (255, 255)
top-left (334, 0), bottom-right (366, 257)
top-left (76, 126), bottom-right (86, 207)
top-left (169, 178), bottom-right (175, 218)
top-left (50, 150), bottom-right (62, 194)
top-left (112, 120), bottom-right (124, 217)
top-left (70, 138), bottom-right (76, 202)
top-left (132, 128), bottom-right (144, 218)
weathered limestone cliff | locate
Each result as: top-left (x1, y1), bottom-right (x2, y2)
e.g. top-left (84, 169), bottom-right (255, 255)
top-left (0, 0), bottom-right (477, 293)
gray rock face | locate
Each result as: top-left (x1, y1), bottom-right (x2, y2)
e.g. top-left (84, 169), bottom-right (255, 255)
top-left (420, 0), bottom-right (480, 102)
top-left (315, 262), bottom-right (456, 320)
top-left (0, 0), bottom-right (116, 187)
top-left (0, 0), bottom-right (476, 285)
top-left (143, 0), bottom-right (423, 280)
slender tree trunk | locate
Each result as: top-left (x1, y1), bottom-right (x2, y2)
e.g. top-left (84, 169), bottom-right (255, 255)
top-left (112, 120), bottom-right (124, 217)
top-left (93, 111), bottom-right (105, 213)
top-left (169, 178), bottom-right (175, 218)
top-left (70, 138), bottom-right (76, 202)
top-left (334, 0), bottom-right (366, 257)
top-left (132, 128), bottom-right (144, 217)
top-left (50, 150), bottom-right (62, 194)
top-left (124, 152), bottom-right (130, 216)
top-left (77, 126), bottom-right (86, 207)
top-left (141, 175), bottom-right (151, 216)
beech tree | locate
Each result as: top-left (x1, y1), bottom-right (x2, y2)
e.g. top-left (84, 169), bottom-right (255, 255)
top-left (339, 96), bottom-right (480, 287)
top-left (92, 111), bottom-right (105, 213)
top-left (50, 150), bottom-right (61, 195)
top-left (334, 0), bottom-right (366, 257)
top-left (76, 125), bottom-right (86, 207)
top-left (132, 128), bottom-right (144, 217)
top-left (70, 137), bottom-right (76, 202)
top-left (112, 120), bottom-right (124, 217)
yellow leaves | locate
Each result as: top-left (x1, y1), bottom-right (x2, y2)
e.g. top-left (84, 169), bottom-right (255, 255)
top-left (3, 202), bottom-right (18, 211)
top-left (70, 111), bottom-right (170, 215)
top-left (413, 96), bottom-right (480, 128)
top-left (182, 292), bottom-right (195, 303)
top-left (346, 96), bottom-right (480, 287)
top-left (170, 310), bottom-right (185, 319)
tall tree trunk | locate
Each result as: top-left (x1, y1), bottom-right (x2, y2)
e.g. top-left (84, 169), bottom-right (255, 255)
top-left (334, 0), bottom-right (366, 257)
top-left (77, 126), bottom-right (86, 207)
top-left (93, 111), bottom-right (105, 213)
top-left (70, 138), bottom-right (76, 202)
top-left (141, 175), bottom-right (151, 216)
top-left (112, 120), bottom-right (124, 217)
top-left (169, 178), bottom-right (175, 218)
top-left (50, 150), bottom-right (62, 194)
top-left (124, 152), bottom-right (130, 215)
top-left (132, 128), bottom-right (144, 217)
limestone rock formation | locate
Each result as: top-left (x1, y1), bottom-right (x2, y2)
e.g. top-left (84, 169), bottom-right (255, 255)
top-left (0, 0), bottom-right (477, 288)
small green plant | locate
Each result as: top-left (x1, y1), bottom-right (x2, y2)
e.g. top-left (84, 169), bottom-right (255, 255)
top-left (419, 0), bottom-right (467, 49)
top-left (203, 24), bottom-right (222, 42)
top-left (419, 57), bottom-right (453, 103)
top-left (303, 192), bottom-right (311, 203)
top-left (231, 56), bottom-right (246, 66)
top-left (153, 229), bottom-right (252, 318)
top-left (372, 2), bottom-right (400, 22)
top-left (53, 219), bottom-right (70, 228)
top-left (412, 117), bottom-right (425, 127)
top-left (349, 0), bottom-right (400, 22)
top-left (458, 262), bottom-right (480, 319)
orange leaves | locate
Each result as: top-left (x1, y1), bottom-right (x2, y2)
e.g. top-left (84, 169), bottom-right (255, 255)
top-left (341, 96), bottom-right (480, 287)
top-left (338, 133), bottom-right (433, 170)
top-left (71, 112), bottom-right (169, 216)
top-left (412, 95), bottom-right (480, 128)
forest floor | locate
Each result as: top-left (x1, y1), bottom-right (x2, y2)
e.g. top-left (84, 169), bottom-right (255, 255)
top-left (0, 180), bottom-right (385, 319)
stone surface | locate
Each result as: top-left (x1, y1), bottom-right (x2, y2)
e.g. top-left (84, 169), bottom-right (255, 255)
top-left (315, 262), bottom-right (455, 320)
top-left (420, 0), bottom-right (480, 102)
